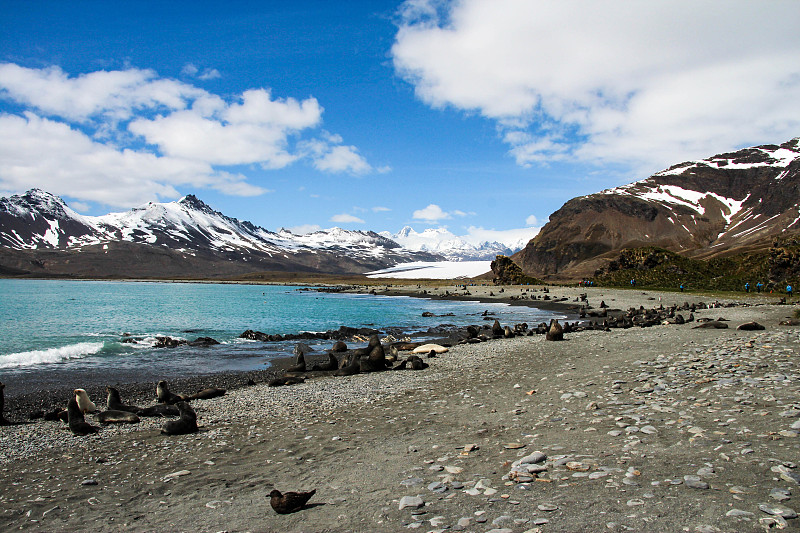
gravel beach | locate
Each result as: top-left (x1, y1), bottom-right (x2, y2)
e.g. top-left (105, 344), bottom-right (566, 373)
top-left (1, 284), bottom-right (798, 532)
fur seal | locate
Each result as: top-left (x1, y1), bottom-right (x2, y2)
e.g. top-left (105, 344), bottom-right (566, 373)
top-left (157, 381), bottom-right (185, 404)
top-left (407, 355), bottom-right (428, 370)
top-left (106, 386), bottom-right (141, 413)
top-left (44, 408), bottom-right (68, 423)
top-left (491, 319), bottom-right (503, 337)
top-left (412, 344), bottom-right (449, 354)
top-left (545, 319), bottom-right (564, 341)
top-left (160, 401), bottom-right (198, 435)
top-left (268, 376), bottom-right (306, 387)
top-left (137, 404), bottom-right (180, 417)
top-left (286, 352), bottom-right (306, 373)
top-left (67, 397), bottom-right (99, 435)
top-left (737, 321), bottom-right (765, 331)
top-left (74, 389), bottom-right (97, 414)
top-left (97, 410), bottom-right (140, 424)
top-left (185, 388), bottom-right (226, 401)
top-left (692, 321), bottom-right (729, 329)
top-left (269, 488), bottom-right (316, 514)
top-left (310, 352), bottom-right (338, 371)
top-left (331, 341), bottom-right (348, 352)
top-left (334, 355), bottom-right (360, 376)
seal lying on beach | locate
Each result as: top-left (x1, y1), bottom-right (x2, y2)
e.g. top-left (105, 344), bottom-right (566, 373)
top-left (106, 386), bottom-right (141, 413)
top-left (310, 352), bottom-right (338, 371)
top-left (269, 488), bottom-right (316, 514)
top-left (334, 355), bottom-right (360, 376)
top-left (268, 376), bottom-right (305, 387)
top-left (157, 381), bottom-right (186, 404)
top-left (75, 389), bottom-right (97, 413)
top-left (97, 410), bottom-right (140, 424)
top-left (160, 401), bottom-right (198, 435)
top-left (67, 397), bottom-right (100, 436)
top-left (137, 404), bottom-right (180, 417)
top-left (185, 388), bottom-right (226, 401)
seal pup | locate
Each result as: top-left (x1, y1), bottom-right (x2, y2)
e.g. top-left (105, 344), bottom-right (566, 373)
top-left (269, 488), bottom-right (316, 514)
top-left (67, 397), bottom-right (99, 436)
top-left (75, 389), bottom-right (97, 413)
top-left (407, 355), bottom-right (428, 370)
top-left (156, 381), bottom-right (185, 404)
top-left (331, 341), bottom-right (348, 353)
top-left (310, 352), bottom-right (338, 371)
top-left (97, 410), bottom-right (140, 424)
top-left (185, 388), bottom-right (226, 401)
top-left (286, 352), bottom-right (306, 373)
top-left (160, 401), bottom-right (198, 435)
top-left (106, 386), bottom-right (141, 413)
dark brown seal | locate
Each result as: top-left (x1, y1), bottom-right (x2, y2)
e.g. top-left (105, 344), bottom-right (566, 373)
top-left (185, 388), bottom-right (226, 401)
top-left (106, 386), bottom-right (141, 413)
top-left (157, 381), bottom-right (185, 404)
top-left (97, 410), bottom-right (140, 424)
top-left (67, 397), bottom-right (99, 436)
top-left (160, 401), bottom-right (198, 435)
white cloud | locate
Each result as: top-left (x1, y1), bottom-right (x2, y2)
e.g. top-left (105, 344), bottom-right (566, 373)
top-left (413, 203), bottom-right (451, 222)
top-left (525, 214), bottom-right (538, 226)
top-left (0, 112), bottom-right (269, 207)
top-left (330, 213), bottom-right (365, 224)
top-left (0, 63), bottom-right (379, 207)
top-left (393, 0), bottom-right (800, 174)
top-left (198, 69), bottom-right (221, 81)
top-left (182, 63), bottom-right (221, 81)
top-left (372, 206), bottom-right (391, 213)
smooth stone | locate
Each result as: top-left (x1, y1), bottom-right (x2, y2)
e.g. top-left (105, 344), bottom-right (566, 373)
top-left (399, 496), bottom-right (424, 510)
top-left (427, 481), bottom-right (447, 493)
top-left (80, 479), bottom-right (98, 486)
top-left (780, 472), bottom-right (800, 485)
top-left (640, 425), bottom-right (658, 434)
top-left (517, 452), bottom-right (547, 464)
top-left (770, 488), bottom-right (791, 502)
top-left (627, 499), bottom-right (645, 506)
top-left (429, 516), bottom-right (446, 527)
top-left (456, 517), bottom-right (471, 527)
top-left (684, 475), bottom-right (710, 489)
top-left (726, 509), bottom-right (755, 518)
top-left (400, 478), bottom-right (424, 487)
top-left (533, 518), bottom-right (549, 525)
top-left (444, 466), bottom-right (463, 474)
top-left (791, 419), bottom-right (800, 430)
top-left (759, 503), bottom-right (798, 519)
top-left (538, 503), bottom-right (558, 511)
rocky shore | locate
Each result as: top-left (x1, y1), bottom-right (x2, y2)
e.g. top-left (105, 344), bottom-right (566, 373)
top-left (0, 285), bottom-right (798, 532)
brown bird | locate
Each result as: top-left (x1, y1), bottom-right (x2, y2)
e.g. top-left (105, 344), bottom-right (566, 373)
top-left (269, 488), bottom-right (316, 514)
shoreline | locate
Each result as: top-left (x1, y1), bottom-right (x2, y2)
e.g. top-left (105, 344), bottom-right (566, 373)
top-left (2, 285), bottom-right (798, 531)
top-left (0, 283), bottom-right (569, 416)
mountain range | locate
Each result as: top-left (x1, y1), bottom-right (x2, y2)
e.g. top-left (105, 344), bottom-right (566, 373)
top-left (0, 190), bottom-right (521, 278)
top-left (515, 137), bottom-right (800, 278)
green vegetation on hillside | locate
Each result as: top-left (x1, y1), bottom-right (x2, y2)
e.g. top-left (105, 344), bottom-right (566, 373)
top-left (491, 255), bottom-right (543, 285)
top-left (594, 235), bottom-right (800, 292)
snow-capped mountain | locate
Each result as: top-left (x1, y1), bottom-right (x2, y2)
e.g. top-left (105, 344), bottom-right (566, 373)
top-left (516, 137), bottom-right (800, 277)
top-left (380, 226), bottom-right (523, 261)
top-left (0, 190), bottom-right (439, 277)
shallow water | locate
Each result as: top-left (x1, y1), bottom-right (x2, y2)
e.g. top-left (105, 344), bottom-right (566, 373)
top-left (0, 280), bottom-right (561, 384)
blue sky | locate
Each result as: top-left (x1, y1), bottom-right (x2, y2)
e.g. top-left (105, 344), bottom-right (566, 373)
top-left (1, 1), bottom-right (799, 245)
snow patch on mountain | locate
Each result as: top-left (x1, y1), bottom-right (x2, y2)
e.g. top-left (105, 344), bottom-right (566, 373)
top-left (380, 226), bottom-right (534, 261)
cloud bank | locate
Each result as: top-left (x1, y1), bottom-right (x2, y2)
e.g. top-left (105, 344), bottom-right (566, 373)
top-left (392, 0), bottom-right (800, 174)
top-left (0, 63), bottom-right (377, 207)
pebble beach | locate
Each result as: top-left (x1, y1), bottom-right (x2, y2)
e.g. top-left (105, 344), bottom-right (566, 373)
top-left (1, 284), bottom-right (799, 532)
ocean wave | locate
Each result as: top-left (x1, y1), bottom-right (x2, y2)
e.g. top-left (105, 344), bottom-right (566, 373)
top-left (0, 342), bottom-right (106, 368)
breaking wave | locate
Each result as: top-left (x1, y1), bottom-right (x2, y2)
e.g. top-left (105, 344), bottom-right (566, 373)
top-left (0, 342), bottom-right (106, 369)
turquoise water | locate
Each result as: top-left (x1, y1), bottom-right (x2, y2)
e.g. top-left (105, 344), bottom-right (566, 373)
top-left (0, 279), bottom-right (561, 378)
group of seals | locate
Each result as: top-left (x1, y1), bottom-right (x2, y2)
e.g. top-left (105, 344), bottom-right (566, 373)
top-left (67, 396), bottom-right (100, 436)
top-left (156, 381), bottom-right (226, 404)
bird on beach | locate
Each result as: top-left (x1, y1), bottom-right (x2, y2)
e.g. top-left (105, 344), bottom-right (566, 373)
top-left (269, 488), bottom-right (316, 514)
